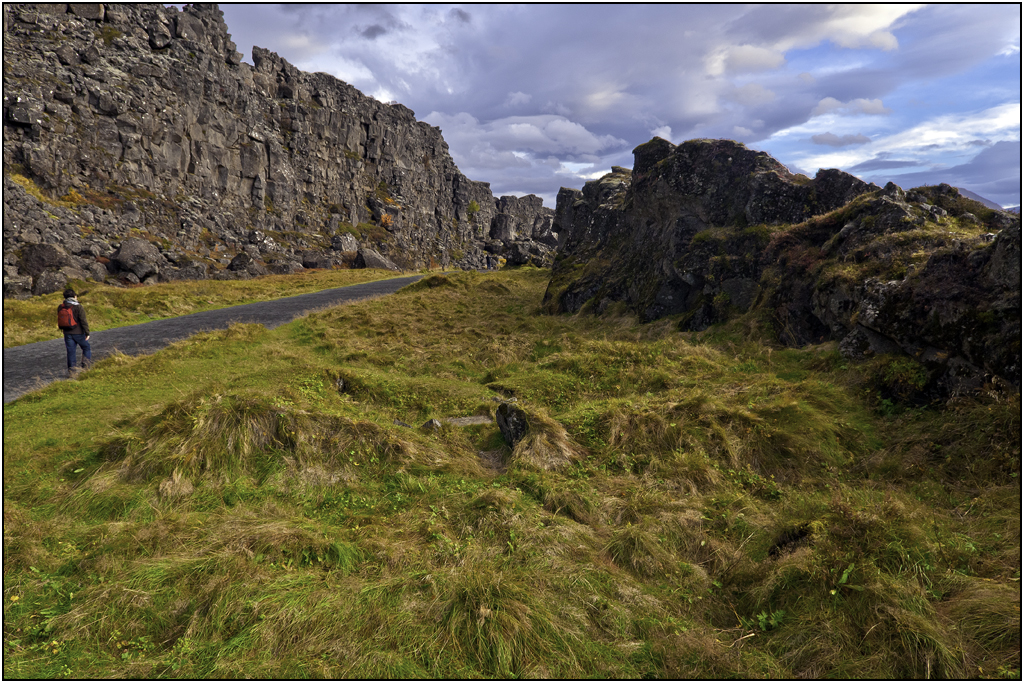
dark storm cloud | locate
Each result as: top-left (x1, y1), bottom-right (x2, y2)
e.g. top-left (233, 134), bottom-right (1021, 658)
top-left (448, 8), bottom-right (471, 24)
top-left (360, 25), bottom-right (387, 40)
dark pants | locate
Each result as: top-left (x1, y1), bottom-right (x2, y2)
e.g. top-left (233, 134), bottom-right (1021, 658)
top-left (64, 333), bottom-right (91, 369)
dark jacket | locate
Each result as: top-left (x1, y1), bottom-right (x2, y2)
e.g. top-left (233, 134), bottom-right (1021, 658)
top-left (58, 298), bottom-right (90, 336)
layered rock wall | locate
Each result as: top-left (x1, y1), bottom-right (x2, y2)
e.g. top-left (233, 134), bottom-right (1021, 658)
top-left (3, 2), bottom-right (553, 297)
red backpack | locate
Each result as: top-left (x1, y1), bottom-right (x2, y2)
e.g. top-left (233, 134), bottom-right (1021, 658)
top-left (57, 303), bottom-right (78, 329)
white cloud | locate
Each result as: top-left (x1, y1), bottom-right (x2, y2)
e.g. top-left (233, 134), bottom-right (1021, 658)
top-left (705, 44), bottom-right (786, 76)
top-left (998, 41), bottom-right (1020, 56)
top-left (424, 112), bottom-right (627, 159)
top-left (371, 86), bottom-right (396, 103)
top-left (504, 91), bottom-right (532, 107)
top-left (769, 5), bottom-right (925, 52)
top-left (811, 97), bottom-right (892, 117)
top-left (312, 57), bottom-right (375, 86)
top-left (794, 103), bottom-right (1021, 173)
top-left (584, 85), bottom-right (628, 113)
top-left (651, 125), bottom-right (673, 140)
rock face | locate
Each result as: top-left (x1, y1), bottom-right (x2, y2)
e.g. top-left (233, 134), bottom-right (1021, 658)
top-left (545, 138), bottom-right (1021, 396)
top-left (2, 2), bottom-right (554, 298)
top-left (544, 138), bottom-right (877, 322)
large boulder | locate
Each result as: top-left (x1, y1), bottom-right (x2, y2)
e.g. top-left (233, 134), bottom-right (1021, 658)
top-left (111, 238), bottom-right (166, 280)
top-left (3, 275), bottom-right (33, 299)
top-left (32, 269), bottom-right (67, 296)
top-left (330, 233), bottom-right (359, 252)
top-left (173, 260), bottom-right (209, 281)
top-left (18, 242), bottom-right (71, 277)
top-left (300, 252), bottom-right (334, 269)
top-left (355, 248), bottom-right (400, 271)
top-left (267, 259), bottom-right (304, 275)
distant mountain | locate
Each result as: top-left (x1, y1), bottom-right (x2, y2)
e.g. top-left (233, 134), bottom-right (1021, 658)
top-left (956, 188), bottom-right (1005, 211)
top-left (1005, 206), bottom-right (1021, 214)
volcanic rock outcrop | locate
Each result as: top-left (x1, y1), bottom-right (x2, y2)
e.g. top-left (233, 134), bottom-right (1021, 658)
top-left (3, 2), bottom-right (554, 298)
top-left (544, 137), bottom-right (1021, 396)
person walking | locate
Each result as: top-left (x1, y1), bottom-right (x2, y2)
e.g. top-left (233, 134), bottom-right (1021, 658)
top-left (57, 287), bottom-right (91, 377)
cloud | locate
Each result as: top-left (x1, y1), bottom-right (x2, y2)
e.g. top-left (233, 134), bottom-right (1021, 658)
top-left (728, 83), bottom-right (776, 107)
top-left (216, 4), bottom-right (1019, 207)
top-left (728, 4), bottom-right (924, 52)
top-left (811, 132), bottom-right (872, 147)
top-left (848, 157), bottom-right (921, 172)
top-left (424, 112), bottom-right (627, 159)
top-left (421, 110), bottom-right (632, 204)
top-left (504, 91), bottom-right (531, 108)
top-left (360, 25), bottom-right (387, 40)
top-left (706, 44), bottom-right (786, 76)
top-left (870, 103), bottom-right (1019, 156)
top-left (651, 125), bottom-right (673, 140)
top-left (811, 97), bottom-right (892, 117)
top-left (865, 140), bottom-right (1021, 207)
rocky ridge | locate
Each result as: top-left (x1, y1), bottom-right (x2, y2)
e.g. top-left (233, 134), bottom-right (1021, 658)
top-left (3, 3), bottom-right (556, 298)
top-left (544, 137), bottom-right (1021, 397)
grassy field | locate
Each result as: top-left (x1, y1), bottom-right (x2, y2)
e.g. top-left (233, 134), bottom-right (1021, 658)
top-left (2, 268), bottom-right (405, 347)
top-left (3, 267), bottom-right (1019, 678)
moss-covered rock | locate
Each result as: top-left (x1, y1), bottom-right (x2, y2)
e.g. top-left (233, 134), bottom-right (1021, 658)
top-left (546, 138), bottom-right (1021, 397)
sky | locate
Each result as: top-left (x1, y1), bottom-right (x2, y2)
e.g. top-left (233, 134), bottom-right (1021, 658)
top-left (215, 4), bottom-right (1021, 209)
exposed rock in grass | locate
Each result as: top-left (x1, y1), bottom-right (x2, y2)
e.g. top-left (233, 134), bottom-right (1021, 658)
top-left (495, 401), bottom-right (528, 447)
top-left (506, 405), bottom-right (584, 471)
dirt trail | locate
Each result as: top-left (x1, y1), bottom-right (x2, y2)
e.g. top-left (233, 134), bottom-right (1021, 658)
top-left (3, 274), bottom-right (424, 404)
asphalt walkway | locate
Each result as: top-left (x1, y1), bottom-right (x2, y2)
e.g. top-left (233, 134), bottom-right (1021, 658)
top-left (2, 274), bottom-right (424, 404)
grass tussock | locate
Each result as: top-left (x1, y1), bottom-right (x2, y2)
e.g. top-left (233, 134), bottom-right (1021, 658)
top-left (101, 389), bottom-right (427, 489)
top-left (3, 266), bottom-right (1019, 679)
top-left (509, 404), bottom-right (586, 471)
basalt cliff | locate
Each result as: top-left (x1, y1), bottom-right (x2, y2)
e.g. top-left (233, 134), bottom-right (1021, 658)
top-left (544, 138), bottom-right (1021, 397)
top-left (3, 3), bottom-right (555, 298)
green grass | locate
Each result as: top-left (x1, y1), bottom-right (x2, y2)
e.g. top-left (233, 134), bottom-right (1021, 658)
top-left (3, 268), bottom-right (410, 347)
top-left (3, 267), bottom-right (1019, 678)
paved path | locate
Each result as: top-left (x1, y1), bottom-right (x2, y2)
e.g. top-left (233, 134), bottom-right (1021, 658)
top-left (3, 274), bottom-right (424, 404)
